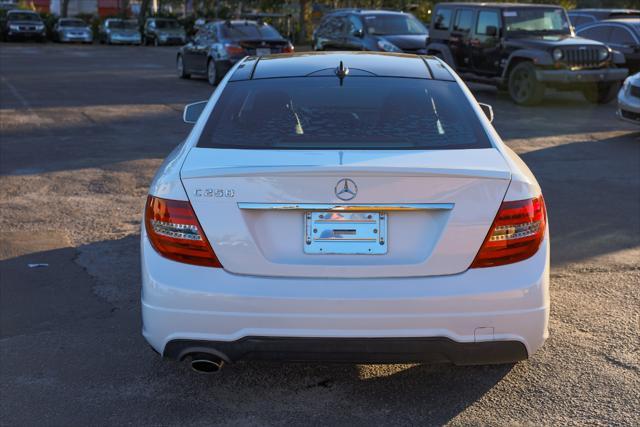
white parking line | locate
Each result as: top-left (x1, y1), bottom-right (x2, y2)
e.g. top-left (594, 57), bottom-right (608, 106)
top-left (1, 76), bottom-right (33, 111)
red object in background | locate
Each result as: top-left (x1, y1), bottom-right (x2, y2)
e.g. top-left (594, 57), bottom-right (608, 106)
top-left (97, 0), bottom-right (130, 18)
top-left (32, 0), bottom-right (50, 13)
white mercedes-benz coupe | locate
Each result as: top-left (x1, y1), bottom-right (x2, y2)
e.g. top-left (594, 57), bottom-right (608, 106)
top-left (142, 52), bottom-right (549, 373)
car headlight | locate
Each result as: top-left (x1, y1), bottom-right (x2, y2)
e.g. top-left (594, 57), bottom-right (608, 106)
top-left (597, 47), bottom-right (609, 61)
top-left (9, 24), bottom-right (20, 31)
top-left (36, 24), bottom-right (44, 31)
top-left (377, 38), bottom-right (402, 52)
top-left (552, 48), bottom-right (563, 61)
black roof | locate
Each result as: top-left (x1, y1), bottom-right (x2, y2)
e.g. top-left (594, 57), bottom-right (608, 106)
top-left (229, 52), bottom-right (454, 82)
top-left (437, 2), bottom-right (563, 9)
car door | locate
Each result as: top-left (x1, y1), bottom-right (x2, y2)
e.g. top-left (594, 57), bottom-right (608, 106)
top-left (450, 9), bottom-right (474, 70)
top-left (342, 15), bottom-right (365, 50)
top-left (471, 9), bottom-right (502, 74)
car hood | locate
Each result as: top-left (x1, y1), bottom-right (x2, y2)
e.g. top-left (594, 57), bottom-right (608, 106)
top-left (381, 34), bottom-right (428, 50)
top-left (507, 34), bottom-right (606, 49)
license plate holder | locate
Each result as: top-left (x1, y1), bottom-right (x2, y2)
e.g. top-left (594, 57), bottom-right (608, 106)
top-left (304, 211), bottom-right (387, 255)
top-left (256, 48), bottom-right (271, 56)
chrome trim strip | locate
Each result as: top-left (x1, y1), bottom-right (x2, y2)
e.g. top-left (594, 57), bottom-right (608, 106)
top-left (237, 203), bottom-right (454, 212)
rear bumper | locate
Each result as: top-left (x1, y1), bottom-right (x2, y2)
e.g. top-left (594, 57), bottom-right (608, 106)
top-left (164, 337), bottom-right (528, 365)
top-left (536, 68), bottom-right (628, 83)
top-left (141, 231), bottom-right (550, 364)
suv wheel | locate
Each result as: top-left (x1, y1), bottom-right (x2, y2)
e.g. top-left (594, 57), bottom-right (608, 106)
top-left (582, 82), bottom-right (619, 104)
top-left (508, 62), bottom-right (545, 106)
top-left (177, 55), bottom-right (190, 79)
top-left (207, 59), bottom-right (219, 86)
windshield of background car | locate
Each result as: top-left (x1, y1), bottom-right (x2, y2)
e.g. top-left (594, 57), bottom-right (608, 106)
top-left (8, 12), bottom-right (40, 21)
top-left (221, 23), bottom-right (282, 40)
top-left (60, 19), bottom-right (85, 27)
top-left (504, 8), bottom-right (571, 35)
top-left (197, 77), bottom-right (490, 150)
top-left (364, 14), bottom-right (427, 35)
top-left (155, 20), bottom-right (180, 29)
top-left (109, 20), bottom-right (137, 29)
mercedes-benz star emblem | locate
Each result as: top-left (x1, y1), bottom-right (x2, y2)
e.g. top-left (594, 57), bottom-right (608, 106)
top-left (335, 178), bottom-right (357, 201)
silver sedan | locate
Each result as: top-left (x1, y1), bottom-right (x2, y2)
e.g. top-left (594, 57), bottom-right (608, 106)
top-left (54, 18), bottom-right (92, 43)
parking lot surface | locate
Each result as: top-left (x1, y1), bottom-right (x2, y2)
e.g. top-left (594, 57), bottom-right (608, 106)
top-left (1, 44), bottom-right (639, 426)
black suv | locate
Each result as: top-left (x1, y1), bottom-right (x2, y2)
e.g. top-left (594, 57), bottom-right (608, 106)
top-left (427, 3), bottom-right (629, 105)
top-left (1, 9), bottom-right (46, 42)
top-left (313, 9), bottom-right (429, 54)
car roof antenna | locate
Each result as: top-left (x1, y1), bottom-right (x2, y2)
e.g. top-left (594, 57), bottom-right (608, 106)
top-left (335, 61), bottom-right (349, 86)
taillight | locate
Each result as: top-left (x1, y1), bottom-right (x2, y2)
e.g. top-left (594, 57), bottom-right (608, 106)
top-left (224, 44), bottom-right (246, 56)
top-left (471, 196), bottom-right (546, 268)
top-left (282, 43), bottom-right (294, 53)
top-left (144, 195), bottom-right (222, 268)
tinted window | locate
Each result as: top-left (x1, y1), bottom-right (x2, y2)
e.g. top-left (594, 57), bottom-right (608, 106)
top-left (155, 20), bottom-right (180, 29)
top-left (346, 15), bottom-right (363, 35)
top-left (363, 14), bottom-right (427, 35)
top-left (568, 14), bottom-right (595, 27)
top-left (504, 8), bottom-right (570, 35)
top-left (197, 78), bottom-right (490, 150)
top-left (59, 19), bottom-right (85, 27)
top-left (476, 11), bottom-right (500, 35)
top-left (221, 23), bottom-right (282, 40)
top-left (454, 9), bottom-right (473, 33)
top-left (433, 8), bottom-right (452, 30)
top-left (578, 25), bottom-right (612, 42)
top-left (8, 12), bottom-right (40, 21)
top-left (610, 27), bottom-right (636, 45)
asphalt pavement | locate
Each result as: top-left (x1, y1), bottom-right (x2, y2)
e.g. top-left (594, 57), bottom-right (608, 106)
top-left (1, 43), bottom-right (639, 426)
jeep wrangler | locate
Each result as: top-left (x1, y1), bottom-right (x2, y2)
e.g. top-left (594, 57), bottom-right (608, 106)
top-left (427, 3), bottom-right (629, 105)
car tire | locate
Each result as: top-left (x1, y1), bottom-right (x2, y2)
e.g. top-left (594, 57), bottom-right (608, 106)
top-left (207, 59), bottom-right (219, 86)
top-left (582, 82), bottom-right (620, 104)
top-left (154, 37), bottom-right (159, 47)
top-left (508, 62), bottom-right (545, 106)
top-left (177, 54), bottom-right (190, 79)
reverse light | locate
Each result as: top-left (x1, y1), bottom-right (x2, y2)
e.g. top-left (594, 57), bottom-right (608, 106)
top-left (471, 196), bottom-right (546, 268)
top-left (144, 195), bottom-right (222, 268)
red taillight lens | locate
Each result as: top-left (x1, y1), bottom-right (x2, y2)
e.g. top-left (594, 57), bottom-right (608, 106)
top-left (225, 44), bottom-right (246, 56)
top-left (144, 195), bottom-right (222, 268)
top-left (471, 196), bottom-right (547, 268)
top-left (282, 43), bottom-right (294, 53)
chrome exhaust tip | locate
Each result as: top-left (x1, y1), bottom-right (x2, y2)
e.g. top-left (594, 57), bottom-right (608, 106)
top-left (190, 354), bottom-right (224, 374)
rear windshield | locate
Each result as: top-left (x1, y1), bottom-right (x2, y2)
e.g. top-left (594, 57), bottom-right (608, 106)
top-left (221, 23), bottom-right (282, 40)
top-left (197, 77), bottom-right (491, 150)
top-left (155, 20), bottom-right (180, 29)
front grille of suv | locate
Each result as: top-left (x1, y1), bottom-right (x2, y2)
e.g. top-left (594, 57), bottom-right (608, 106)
top-left (561, 47), bottom-right (603, 69)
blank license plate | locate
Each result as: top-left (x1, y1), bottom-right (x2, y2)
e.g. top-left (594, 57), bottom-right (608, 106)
top-left (304, 211), bottom-right (387, 255)
top-left (256, 48), bottom-right (271, 56)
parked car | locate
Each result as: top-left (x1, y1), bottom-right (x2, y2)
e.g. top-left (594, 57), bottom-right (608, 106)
top-left (427, 3), bottom-right (628, 105)
top-left (568, 9), bottom-right (640, 29)
top-left (143, 17), bottom-right (186, 46)
top-left (144, 51), bottom-right (550, 373)
top-left (53, 18), bottom-right (92, 43)
top-left (1, 9), bottom-right (45, 42)
top-left (313, 9), bottom-right (429, 54)
top-left (177, 20), bottom-right (294, 86)
top-left (577, 19), bottom-right (640, 74)
top-left (617, 72), bottom-right (640, 124)
top-left (99, 18), bottom-right (141, 45)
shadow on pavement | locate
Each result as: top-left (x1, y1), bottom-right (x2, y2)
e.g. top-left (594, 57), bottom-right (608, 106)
top-left (0, 235), bottom-right (512, 425)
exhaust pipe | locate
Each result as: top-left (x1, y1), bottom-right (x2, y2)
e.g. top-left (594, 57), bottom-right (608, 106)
top-left (190, 353), bottom-right (224, 374)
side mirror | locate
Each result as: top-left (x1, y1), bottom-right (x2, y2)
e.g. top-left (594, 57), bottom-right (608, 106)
top-left (183, 100), bottom-right (207, 124)
top-left (486, 25), bottom-right (497, 37)
top-left (353, 28), bottom-right (364, 38)
top-left (479, 103), bottom-right (494, 123)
